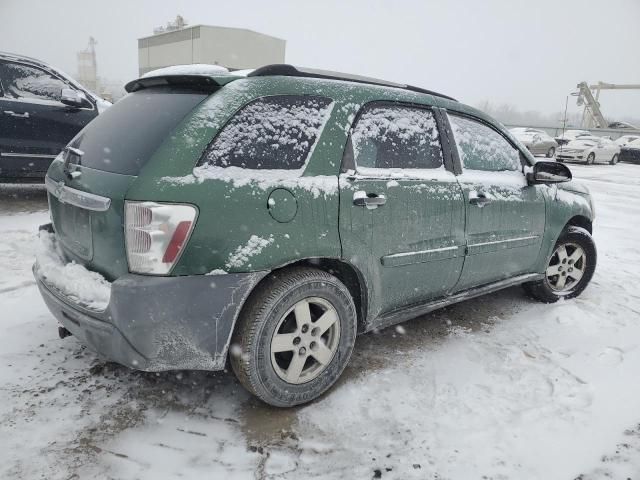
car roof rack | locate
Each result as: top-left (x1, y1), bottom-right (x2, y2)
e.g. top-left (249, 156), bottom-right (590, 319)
top-left (248, 64), bottom-right (457, 102)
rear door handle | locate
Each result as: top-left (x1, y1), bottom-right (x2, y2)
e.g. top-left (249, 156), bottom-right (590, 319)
top-left (469, 191), bottom-right (491, 207)
top-left (353, 191), bottom-right (387, 209)
top-left (3, 110), bottom-right (29, 118)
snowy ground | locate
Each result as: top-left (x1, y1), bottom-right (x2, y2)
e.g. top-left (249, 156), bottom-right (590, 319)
top-left (1, 164), bottom-right (640, 479)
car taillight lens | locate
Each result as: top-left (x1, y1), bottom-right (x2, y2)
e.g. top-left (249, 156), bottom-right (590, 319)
top-left (125, 201), bottom-right (197, 275)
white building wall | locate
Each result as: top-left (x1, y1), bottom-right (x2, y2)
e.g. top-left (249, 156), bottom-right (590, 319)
top-left (138, 25), bottom-right (286, 76)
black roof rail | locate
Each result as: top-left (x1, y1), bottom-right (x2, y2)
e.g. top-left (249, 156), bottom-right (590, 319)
top-left (248, 64), bottom-right (457, 102)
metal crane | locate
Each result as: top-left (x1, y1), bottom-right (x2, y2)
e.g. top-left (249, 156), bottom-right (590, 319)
top-left (577, 81), bottom-right (640, 128)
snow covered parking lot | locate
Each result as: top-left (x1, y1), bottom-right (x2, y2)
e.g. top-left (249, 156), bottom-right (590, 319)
top-left (1, 164), bottom-right (640, 480)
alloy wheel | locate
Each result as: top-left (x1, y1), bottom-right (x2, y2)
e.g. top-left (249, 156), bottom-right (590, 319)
top-left (270, 297), bottom-right (341, 384)
top-left (545, 242), bottom-right (587, 293)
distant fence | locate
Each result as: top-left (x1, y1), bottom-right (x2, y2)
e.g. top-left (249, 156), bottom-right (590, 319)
top-left (503, 123), bottom-right (640, 140)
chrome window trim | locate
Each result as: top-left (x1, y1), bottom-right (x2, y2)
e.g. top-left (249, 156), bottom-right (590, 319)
top-left (45, 176), bottom-right (111, 212)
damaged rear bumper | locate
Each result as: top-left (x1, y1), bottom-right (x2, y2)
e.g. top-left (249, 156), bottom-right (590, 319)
top-left (34, 241), bottom-right (267, 372)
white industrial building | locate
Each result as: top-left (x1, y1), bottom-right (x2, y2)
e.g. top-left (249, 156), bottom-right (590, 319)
top-left (137, 25), bottom-right (286, 76)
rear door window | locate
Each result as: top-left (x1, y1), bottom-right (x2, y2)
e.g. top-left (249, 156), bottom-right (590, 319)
top-left (350, 104), bottom-right (444, 170)
top-left (199, 95), bottom-right (333, 170)
top-left (69, 86), bottom-right (208, 175)
top-left (448, 114), bottom-right (522, 172)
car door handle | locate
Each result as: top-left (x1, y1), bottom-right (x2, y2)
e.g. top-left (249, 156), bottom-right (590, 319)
top-left (353, 191), bottom-right (387, 209)
top-left (3, 110), bottom-right (29, 118)
top-left (469, 192), bottom-right (492, 207)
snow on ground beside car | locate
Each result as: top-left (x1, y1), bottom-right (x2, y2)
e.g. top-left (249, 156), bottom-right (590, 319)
top-left (1, 163), bottom-right (640, 479)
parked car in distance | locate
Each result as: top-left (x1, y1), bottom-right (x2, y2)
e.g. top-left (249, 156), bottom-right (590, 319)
top-left (510, 128), bottom-right (558, 157)
top-left (557, 135), bottom-right (621, 164)
top-left (555, 129), bottom-right (592, 146)
top-left (34, 64), bottom-right (597, 407)
top-left (0, 51), bottom-right (111, 182)
top-left (608, 121), bottom-right (638, 130)
top-left (619, 138), bottom-right (640, 164)
top-left (614, 134), bottom-right (640, 147)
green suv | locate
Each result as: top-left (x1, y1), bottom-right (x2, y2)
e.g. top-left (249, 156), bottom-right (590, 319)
top-left (34, 65), bottom-right (596, 407)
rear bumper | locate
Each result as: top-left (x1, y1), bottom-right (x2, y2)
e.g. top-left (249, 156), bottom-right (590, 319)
top-left (34, 252), bottom-right (267, 372)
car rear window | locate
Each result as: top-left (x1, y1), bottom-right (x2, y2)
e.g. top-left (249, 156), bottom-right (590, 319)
top-left (199, 95), bottom-right (333, 170)
top-left (68, 86), bottom-right (208, 176)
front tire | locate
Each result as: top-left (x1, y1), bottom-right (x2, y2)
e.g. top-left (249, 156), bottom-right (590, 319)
top-left (230, 267), bottom-right (357, 407)
top-left (547, 146), bottom-right (556, 158)
top-left (523, 226), bottom-right (596, 303)
top-left (586, 152), bottom-right (596, 165)
top-left (610, 154), bottom-right (619, 165)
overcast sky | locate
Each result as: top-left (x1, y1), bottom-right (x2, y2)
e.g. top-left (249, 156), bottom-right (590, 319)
top-left (2, 0), bottom-right (639, 119)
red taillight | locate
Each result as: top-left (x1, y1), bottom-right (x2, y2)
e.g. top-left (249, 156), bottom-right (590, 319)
top-left (162, 220), bottom-right (192, 263)
top-left (125, 202), bottom-right (197, 275)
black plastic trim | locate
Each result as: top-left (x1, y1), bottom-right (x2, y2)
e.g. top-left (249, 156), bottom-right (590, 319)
top-left (125, 75), bottom-right (222, 93)
top-left (372, 273), bottom-right (544, 332)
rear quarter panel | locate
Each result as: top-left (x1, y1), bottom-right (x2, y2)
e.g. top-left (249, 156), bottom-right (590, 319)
top-left (126, 78), bottom-right (354, 275)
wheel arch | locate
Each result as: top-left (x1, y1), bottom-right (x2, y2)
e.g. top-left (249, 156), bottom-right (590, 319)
top-left (566, 215), bottom-right (592, 234)
top-left (233, 257), bottom-right (369, 340)
top-left (279, 258), bottom-right (369, 333)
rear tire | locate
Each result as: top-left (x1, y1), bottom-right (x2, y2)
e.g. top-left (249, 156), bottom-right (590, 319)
top-left (230, 267), bottom-right (357, 407)
top-left (547, 147), bottom-right (556, 158)
top-left (586, 152), bottom-right (596, 165)
top-left (610, 154), bottom-right (619, 165)
top-left (523, 226), bottom-right (596, 303)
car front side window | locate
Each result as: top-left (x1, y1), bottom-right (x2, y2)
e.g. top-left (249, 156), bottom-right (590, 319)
top-left (448, 114), bottom-right (521, 172)
top-left (0, 61), bottom-right (67, 103)
top-left (350, 104), bottom-right (444, 171)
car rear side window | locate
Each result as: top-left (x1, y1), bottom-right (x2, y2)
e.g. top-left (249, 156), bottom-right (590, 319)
top-left (199, 95), bottom-right (333, 170)
top-left (0, 61), bottom-right (67, 102)
top-left (350, 104), bottom-right (444, 170)
top-left (68, 87), bottom-right (208, 176)
top-left (448, 114), bottom-right (521, 172)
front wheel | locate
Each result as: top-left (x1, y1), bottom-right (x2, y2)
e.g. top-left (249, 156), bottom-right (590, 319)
top-left (610, 154), bottom-right (619, 165)
top-left (523, 226), bottom-right (596, 303)
top-left (230, 267), bottom-right (357, 407)
top-left (547, 146), bottom-right (556, 158)
top-left (586, 152), bottom-right (596, 164)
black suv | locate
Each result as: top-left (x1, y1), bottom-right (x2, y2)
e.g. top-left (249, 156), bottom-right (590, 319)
top-left (0, 52), bottom-right (110, 182)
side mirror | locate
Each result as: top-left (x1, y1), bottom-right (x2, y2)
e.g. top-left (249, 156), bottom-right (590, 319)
top-left (528, 161), bottom-right (572, 184)
top-left (61, 88), bottom-right (89, 108)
